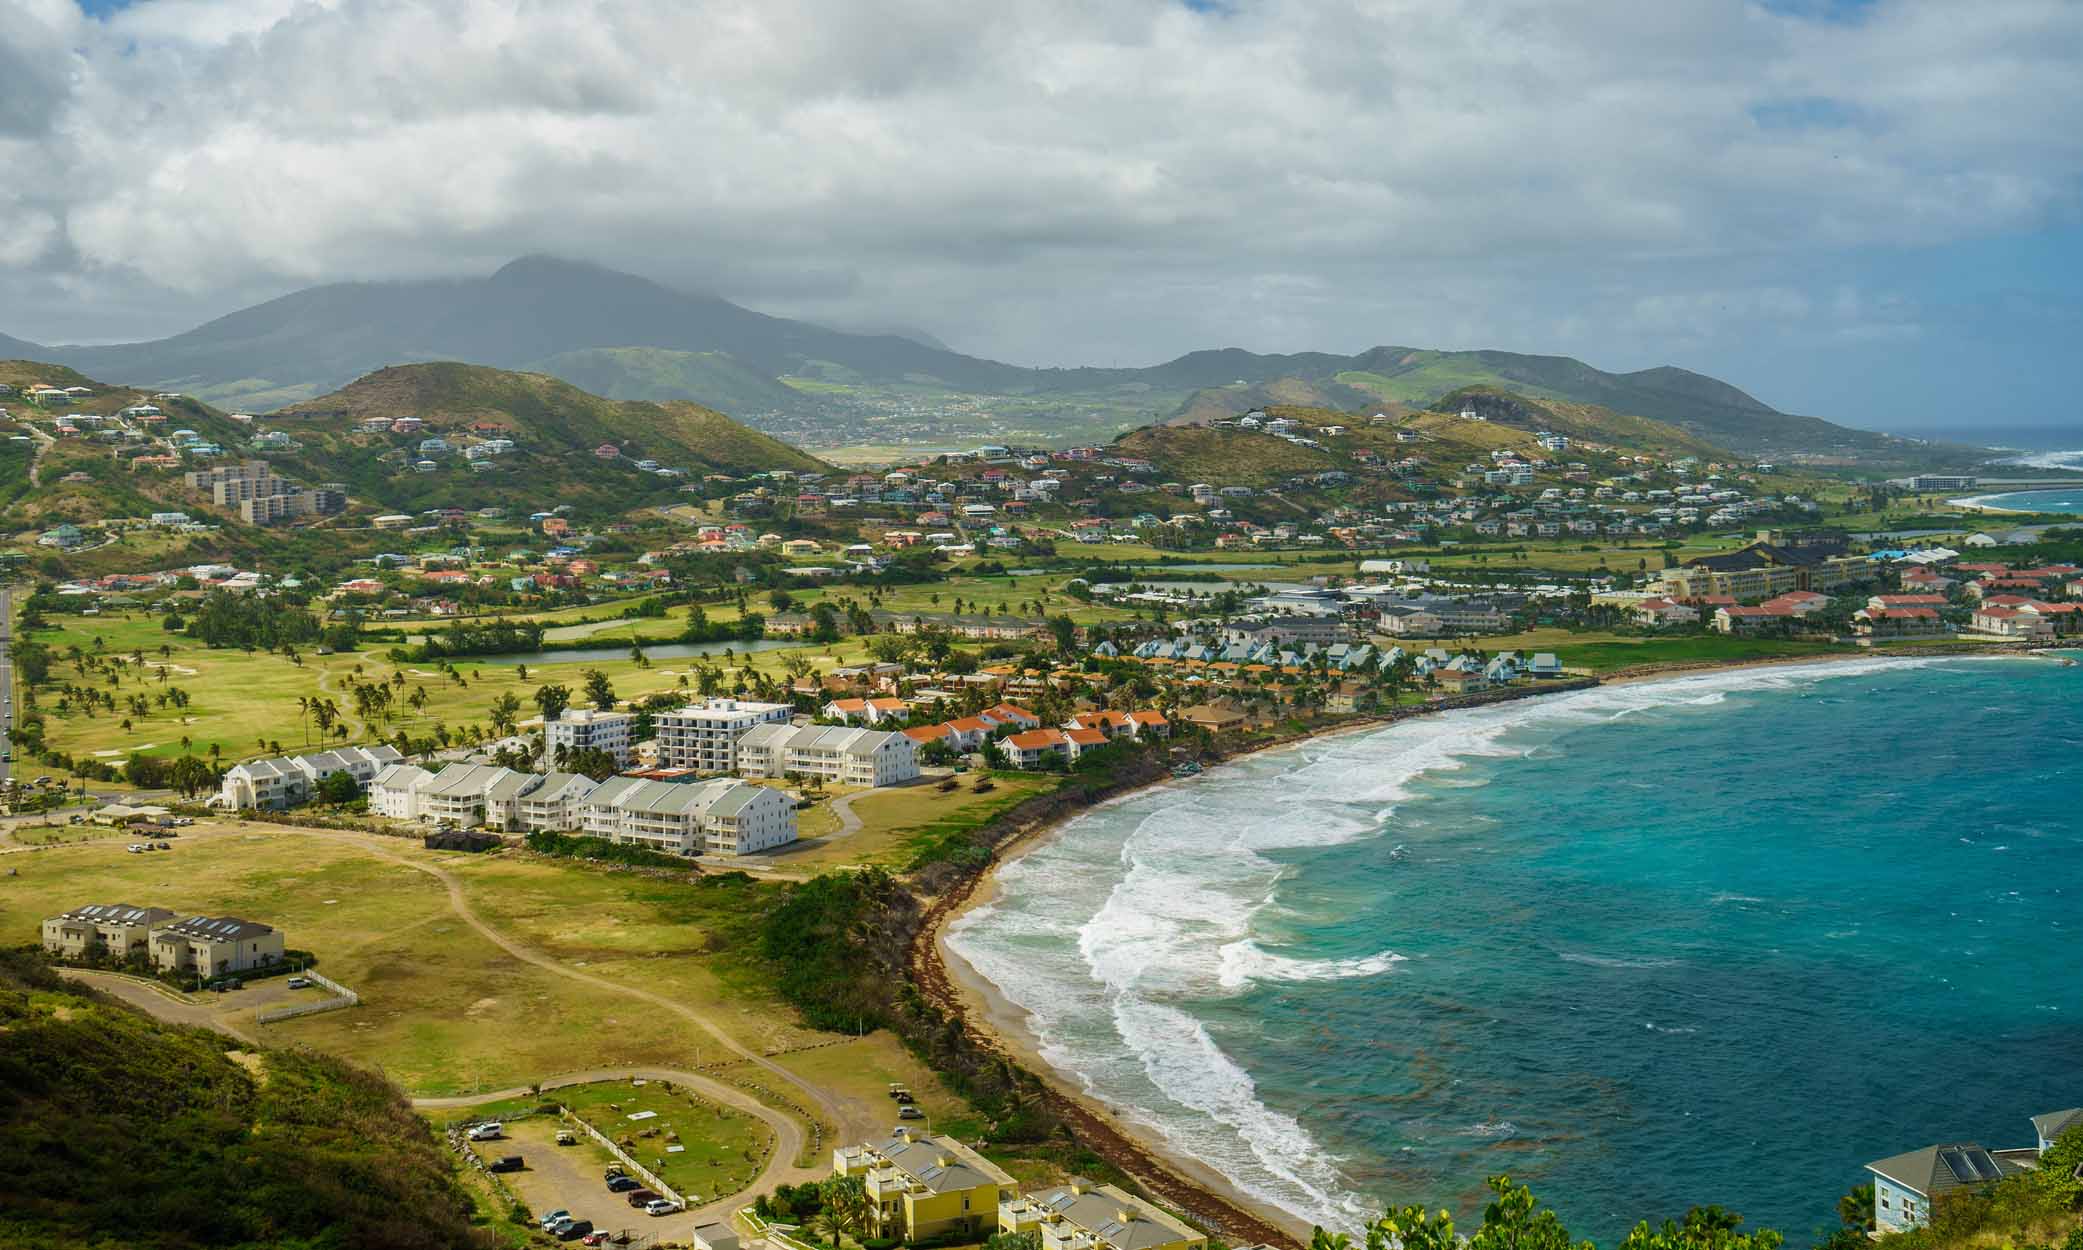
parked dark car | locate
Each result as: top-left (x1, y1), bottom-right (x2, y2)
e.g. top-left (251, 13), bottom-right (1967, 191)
top-left (557, 1220), bottom-right (594, 1241)
top-left (489, 1155), bottom-right (525, 1173)
top-left (607, 1175), bottom-right (641, 1193)
top-left (625, 1189), bottom-right (659, 1208)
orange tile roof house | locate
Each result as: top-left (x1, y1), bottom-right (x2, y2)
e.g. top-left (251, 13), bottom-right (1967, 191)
top-left (997, 728), bottom-right (1072, 768)
top-left (981, 703), bottom-right (1040, 729)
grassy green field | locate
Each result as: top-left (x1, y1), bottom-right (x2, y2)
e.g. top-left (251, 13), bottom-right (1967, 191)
top-left (782, 775), bottom-right (1057, 870)
top-left (558, 1079), bottom-right (773, 1204)
top-left (0, 825), bottom-right (814, 1097)
top-left (23, 610), bottom-right (880, 773)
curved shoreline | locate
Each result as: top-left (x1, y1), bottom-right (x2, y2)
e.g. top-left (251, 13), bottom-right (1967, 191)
top-left (911, 644), bottom-right (2059, 1242)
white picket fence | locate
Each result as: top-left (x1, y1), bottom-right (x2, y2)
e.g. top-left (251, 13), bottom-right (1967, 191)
top-left (258, 969), bottom-right (360, 1024)
top-left (563, 1106), bottom-right (684, 1208)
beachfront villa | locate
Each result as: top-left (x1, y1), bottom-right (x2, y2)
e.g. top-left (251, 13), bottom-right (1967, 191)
top-left (833, 1130), bottom-right (1015, 1243)
top-left (1000, 1179), bottom-right (1208, 1250)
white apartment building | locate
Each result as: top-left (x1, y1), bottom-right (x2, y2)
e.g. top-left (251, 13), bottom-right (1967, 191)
top-left (654, 698), bottom-right (793, 773)
top-left (373, 762), bottom-right (539, 826)
top-left (734, 724), bottom-right (920, 788)
top-left (544, 708), bottom-right (635, 768)
top-left (215, 745), bottom-right (403, 811)
top-left (579, 776), bottom-right (796, 856)
top-left (517, 772), bottom-right (601, 832)
top-left (369, 763), bottom-right (434, 819)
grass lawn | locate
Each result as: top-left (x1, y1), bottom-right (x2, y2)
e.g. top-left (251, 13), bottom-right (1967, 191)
top-left (5, 821), bottom-right (129, 846)
top-left (778, 776), bottom-right (1057, 871)
top-left (558, 1079), bottom-right (773, 1205)
top-left (24, 610), bottom-right (887, 771)
top-left (757, 1031), bottom-right (988, 1144)
top-left (435, 853), bottom-right (831, 1062)
top-left (0, 823), bottom-right (827, 1098)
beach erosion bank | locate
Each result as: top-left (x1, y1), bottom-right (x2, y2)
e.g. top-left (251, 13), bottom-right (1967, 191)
top-left (915, 645), bottom-right (2073, 1244)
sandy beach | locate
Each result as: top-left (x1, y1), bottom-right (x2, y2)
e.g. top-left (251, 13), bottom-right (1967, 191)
top-left (914, 642), bottom-right (2061, 1243)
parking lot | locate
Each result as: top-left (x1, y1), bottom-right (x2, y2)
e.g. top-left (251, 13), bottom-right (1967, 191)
top-left (469, 1117), bottom-right (670, 1244)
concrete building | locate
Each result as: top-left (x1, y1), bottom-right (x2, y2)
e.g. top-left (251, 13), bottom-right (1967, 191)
top-left (215, 745), bottom-right (402, 811)
top-left (40, 903), bottom-right (176, 961)
top-left (368, 763), bottom-right (435, 819)
top-left (833, 1130), bottom-right (1015, 1244)
top-left (733, 723), bottom-right (920, 787)
top-left (1000, 1180), bottom-right (1207, 1250)
top-left (149, 916), bottom-right (286, 978)
top-left (370, 762), bottom-right (541, 826)
top-left (414, 763), bottom-right (539, 827)
top-left (579, 776), bottom-right (796, 856)
top-left (545, 708), bottom-right (636, 768)
top-left (517, 772), bottom-right (602, 832)
top-left (654, 698), bottom-right (794, 773)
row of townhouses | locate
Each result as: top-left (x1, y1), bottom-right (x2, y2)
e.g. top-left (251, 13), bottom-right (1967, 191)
top-left (41, 903), bottom-right (285, 978)
top-left (368, 762), bottom-right (797, 857)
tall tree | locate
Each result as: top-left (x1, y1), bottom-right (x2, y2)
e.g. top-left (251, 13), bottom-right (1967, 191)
top-left (533, 683), bottom-right (572, 722)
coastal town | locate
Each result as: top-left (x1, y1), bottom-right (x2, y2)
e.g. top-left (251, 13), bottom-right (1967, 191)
top-left (6, 382), bottom-right (2083, 1250)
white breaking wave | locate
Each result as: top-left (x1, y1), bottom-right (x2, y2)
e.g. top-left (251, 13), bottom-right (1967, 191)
top-left (1994, 447), bottom-right (2083, 471)
top-left (946, 655), bottom-right (1964, 1235)
top-left (1216, 940), bottom-right (1405, 990)
top-left (1559, 952), bottom-right (1678, 969)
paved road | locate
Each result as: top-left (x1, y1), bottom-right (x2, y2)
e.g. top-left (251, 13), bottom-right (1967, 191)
top-left (58, 968), bottom-right (260, 1043)
top-left (2, 585), bottom-right (13, 786)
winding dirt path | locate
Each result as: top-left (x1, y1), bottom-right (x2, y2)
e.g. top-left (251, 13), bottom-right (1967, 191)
top-left (275, 829), bottom-right (883, 1194)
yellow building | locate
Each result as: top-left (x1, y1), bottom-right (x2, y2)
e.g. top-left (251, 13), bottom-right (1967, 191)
top-left (833, 1130), bottom-right (1014, 1242)
top-left (1656, 544), bottom-right (1871, 600)
top-left (999, 1179), bottom-right (1207, 1250)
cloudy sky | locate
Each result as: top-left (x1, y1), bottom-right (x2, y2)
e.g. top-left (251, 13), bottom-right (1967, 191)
top-left (5, 0), bottom-right (2081, 433)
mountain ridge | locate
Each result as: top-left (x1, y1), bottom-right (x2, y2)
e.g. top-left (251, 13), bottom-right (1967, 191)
top-left (1, 256), bottom-right (1953, 459)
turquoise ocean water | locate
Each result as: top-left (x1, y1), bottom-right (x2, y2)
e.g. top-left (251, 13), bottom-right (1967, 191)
top-left (947, 658), bottom-right (2083, 1244)
top-left (1967, 488), bottom-right (2083, 514)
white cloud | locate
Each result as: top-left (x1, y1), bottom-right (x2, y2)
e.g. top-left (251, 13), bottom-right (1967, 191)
top-left (1, 0), bottom-right (2078, 376)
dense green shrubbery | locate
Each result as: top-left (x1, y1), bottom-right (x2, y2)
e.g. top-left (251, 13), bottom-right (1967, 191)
top-left (406, 617), bottom-right (547, 660)
top-left (186, 589), bottom-right (326, 651)
top-left (758, 868), bottom-right (911, 1032)
top-left (522, 829), bottom-right (692, 870)
top-left (0, 949), bottom-right (492, 1249)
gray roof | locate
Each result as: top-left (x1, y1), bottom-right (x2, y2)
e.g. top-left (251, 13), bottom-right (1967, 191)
top-left (871, 1131), bottom-right (1010, 1194)
top-left (54, 903), bottom-right (176, 926)
top-left (483, 771), bottom-right (543, 802)
top-left (423, 763), bottom-right (525, 798)
top-left (371, 762), bottom-right (433, 789)
top-left (1865, 1143), bottom-right (2028, 1197)
top-left (750, 723), bottom-right (905, 758)
top-left (158, 915), bottom-right (275, 942)
top-left (2033, 1108), bottom-right (2083, 1142)
top-left (525, 772), bottom-right (600, 803)
top-left (1026, 1182), bottom-right (1201, 1250)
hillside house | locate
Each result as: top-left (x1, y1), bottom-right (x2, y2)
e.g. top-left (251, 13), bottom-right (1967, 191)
top-left (150, 916), bottom-right (286, 978)
top-left (41, 904), bottom-right (177, 960)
